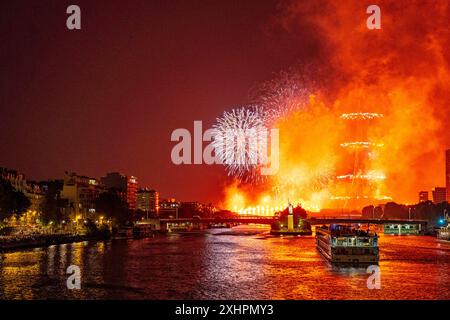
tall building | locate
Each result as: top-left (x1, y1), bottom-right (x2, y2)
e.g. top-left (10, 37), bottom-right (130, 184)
top-left (61, 172), bottom-right (103, 219)
top-left (419, 191), bottom-right (429, 203)
top-left (137, 188), bottom-right (159, 213)
top-left (101, 172), bottom-right (138, 210)
top-left (432, 187), bottom-right (447, 204)
top-left (446, 149), bottom-right (450, 202)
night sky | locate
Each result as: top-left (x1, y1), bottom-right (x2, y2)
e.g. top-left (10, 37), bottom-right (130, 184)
top-left (0, 0), bottom-right (322, 203)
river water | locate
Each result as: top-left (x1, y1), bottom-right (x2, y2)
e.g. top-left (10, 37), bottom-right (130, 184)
top-left (0, 225), bottom-right (449, 299)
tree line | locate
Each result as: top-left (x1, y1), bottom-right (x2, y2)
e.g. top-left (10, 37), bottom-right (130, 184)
top-left (362, 201), bottom-right (449, 226)
top-left (0, 178), bottom-right (31, 221)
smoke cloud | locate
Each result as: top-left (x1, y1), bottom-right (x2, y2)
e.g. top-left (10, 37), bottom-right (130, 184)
top-left (222, 0), bottom-right (450, 212)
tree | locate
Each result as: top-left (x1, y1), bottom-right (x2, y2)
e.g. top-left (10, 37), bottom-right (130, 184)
top-left (414, 201), bottom-right (436, 221)
top-left (12, 190), bottom-right (31, 217)
top-left (95, 189), bottom-right (129, 225)
top-left (41, 180), bottom-right (65, 224)
top-left (0, 178), bottom-right (15, 219)
top-left (384, 202), bottom-right (408, 219)
top-left (362, 205), bottom-right (384, 219)
top-left (271, 221), bottom-right (281, 230)
top-left (362, 205), bottom-right (374, 218)
top-left (431, 201), bottom-right (449, 226)
top-left (0, 178), bottom-right (30, 220)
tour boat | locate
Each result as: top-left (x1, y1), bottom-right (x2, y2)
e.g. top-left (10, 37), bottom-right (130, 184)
top-left (316, 224), bottom-right (379, 265)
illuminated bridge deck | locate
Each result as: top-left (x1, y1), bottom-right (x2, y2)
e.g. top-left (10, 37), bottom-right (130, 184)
top-left (158, 216), bottom-right (428, 226)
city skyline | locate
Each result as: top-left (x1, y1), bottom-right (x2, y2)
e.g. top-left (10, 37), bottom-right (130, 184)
top-left (0, 166), bottom-right (205, 207)
top-left (3, 146), bottom-right (450, 213)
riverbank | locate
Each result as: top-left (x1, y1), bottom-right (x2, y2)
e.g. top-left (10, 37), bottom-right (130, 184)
top-left (0, 233), bottom-right (110, 252)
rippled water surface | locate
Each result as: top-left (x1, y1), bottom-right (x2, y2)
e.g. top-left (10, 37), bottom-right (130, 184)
top-left (1, 225), bottom-right (449, 299)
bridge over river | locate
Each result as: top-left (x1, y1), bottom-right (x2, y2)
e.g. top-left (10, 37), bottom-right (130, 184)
top-left (156, 216), bottom-right (428, 228)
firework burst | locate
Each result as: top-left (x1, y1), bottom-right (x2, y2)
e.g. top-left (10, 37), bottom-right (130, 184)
top-left (212, 107), bottom-right (268, 182)
top-left (250, 70), bottom-right (316, 124)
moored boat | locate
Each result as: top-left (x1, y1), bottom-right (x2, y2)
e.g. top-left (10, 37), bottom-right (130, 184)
top-left (133, 225), bottom-right (153, 238)
top-left (437, 213), bottom-right (450, 241)
top-left (112, 226), bottom-right (133, 240)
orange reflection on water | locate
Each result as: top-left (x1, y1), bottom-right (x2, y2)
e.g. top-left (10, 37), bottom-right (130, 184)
top-left (0, 250), bottom-right (41, 299)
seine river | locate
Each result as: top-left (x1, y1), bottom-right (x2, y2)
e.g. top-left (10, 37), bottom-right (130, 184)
top-left (1, 225), bottom-right (449, 299)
